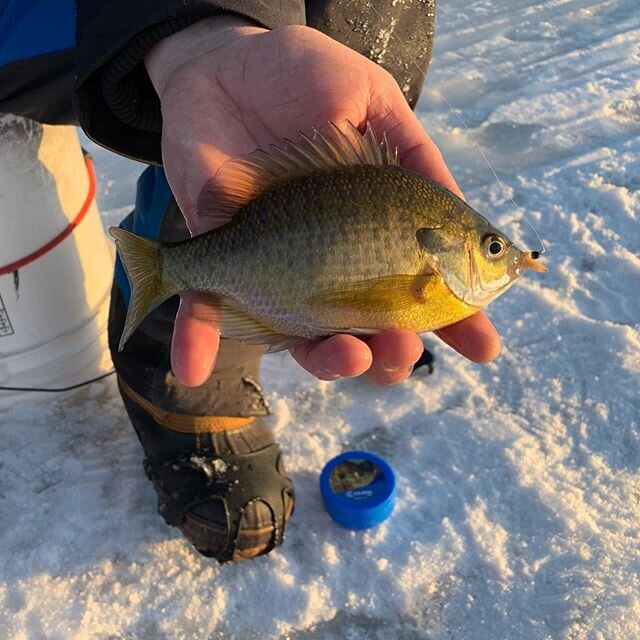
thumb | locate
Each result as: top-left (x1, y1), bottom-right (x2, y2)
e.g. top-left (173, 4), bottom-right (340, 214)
top-left (171, 293), bottom-right (221, 387)
top-left (367, 77), bottom-right (464, 199)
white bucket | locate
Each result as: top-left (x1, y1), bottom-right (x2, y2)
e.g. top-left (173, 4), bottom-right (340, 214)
top-left (0, 116), bottom-right (114, 392)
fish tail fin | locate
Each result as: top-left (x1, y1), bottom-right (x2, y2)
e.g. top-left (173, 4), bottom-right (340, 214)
top-left (109, 227), bottom-right (174, 351)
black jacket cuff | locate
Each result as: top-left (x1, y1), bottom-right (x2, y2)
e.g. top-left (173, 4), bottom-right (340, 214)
top-left (74, 2), bottom-right (306, 165)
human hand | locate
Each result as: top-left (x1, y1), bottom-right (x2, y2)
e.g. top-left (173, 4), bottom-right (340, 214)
top-left (145, 17), bottom-right (500, 387)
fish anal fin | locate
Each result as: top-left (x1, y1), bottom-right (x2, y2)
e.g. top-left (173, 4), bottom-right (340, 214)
top-left (187, 294), bottom-right (303, 352)
top-left (306, 274), bottom-right (433, 312)
top-left (197, 121), bottom-right (399, 223)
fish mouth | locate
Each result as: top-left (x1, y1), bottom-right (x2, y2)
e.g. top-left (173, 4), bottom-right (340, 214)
top-left (462, 278), bottom-right (517, 307)
top-left (523, 251), bottom-right (547, 273)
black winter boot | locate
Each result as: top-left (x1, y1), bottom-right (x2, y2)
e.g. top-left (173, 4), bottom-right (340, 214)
top-left (108, 200), bottom-right (294, 563)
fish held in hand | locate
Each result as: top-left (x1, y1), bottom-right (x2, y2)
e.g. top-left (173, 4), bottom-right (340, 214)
top-left (110, 122), bottom-right (546, 353)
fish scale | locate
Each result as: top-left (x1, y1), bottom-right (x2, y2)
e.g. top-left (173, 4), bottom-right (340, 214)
top-left (197, 169), bottom-right (428, 313)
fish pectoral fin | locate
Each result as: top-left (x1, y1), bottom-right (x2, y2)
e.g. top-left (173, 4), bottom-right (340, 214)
top-left (306, 274), bottom-right (433, 312)
top-left (188, 294), bottom-right (304, 352)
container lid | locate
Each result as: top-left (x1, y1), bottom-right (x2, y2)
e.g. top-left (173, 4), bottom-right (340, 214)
top-left (319, 450), bottom-right (396, 529)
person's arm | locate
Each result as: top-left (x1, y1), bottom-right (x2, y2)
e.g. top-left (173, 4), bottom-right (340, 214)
top-left (73, 1), bottom-right (306, 164)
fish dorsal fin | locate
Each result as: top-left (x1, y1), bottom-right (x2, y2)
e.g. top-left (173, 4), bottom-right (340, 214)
top-left (198, 121), bottom-right (399, 224)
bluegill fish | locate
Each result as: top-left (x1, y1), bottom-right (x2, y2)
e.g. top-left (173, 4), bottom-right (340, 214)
top-left (110, 123), bottom-right (546, 352)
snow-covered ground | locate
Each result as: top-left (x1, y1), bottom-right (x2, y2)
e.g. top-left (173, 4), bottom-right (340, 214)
top-left (1, 0), bottom-right (639, 637)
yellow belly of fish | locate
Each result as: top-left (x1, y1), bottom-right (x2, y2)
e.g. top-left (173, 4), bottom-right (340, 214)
top-left (390, 275), bottom-right (479, 332)
top-left (273, 272), bottom-right (480, 338)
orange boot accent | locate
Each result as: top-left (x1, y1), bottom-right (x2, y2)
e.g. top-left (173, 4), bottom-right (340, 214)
top-left (118, 377), bottom-right (254, 434)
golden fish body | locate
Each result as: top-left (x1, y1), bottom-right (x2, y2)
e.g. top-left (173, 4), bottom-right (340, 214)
top-left (111, 124), bottom-right (545, 352)
top-left (167, 166), bottom-right (474, 336)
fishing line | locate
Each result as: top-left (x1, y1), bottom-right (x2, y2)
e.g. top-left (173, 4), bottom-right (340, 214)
top-left (0, 369), bottom-right (116, 393)
top-left (369, 3), bottom-right (546, 255)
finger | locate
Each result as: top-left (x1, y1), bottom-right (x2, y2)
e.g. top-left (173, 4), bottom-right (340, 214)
top-left (364, 329), bottom-right (424, 385)
top-left (171, 294), bottom-right (221, 387)
top-left (435, 311), bottom-right (501, 363)
top-left (159, 99), bottom-right (260, 235)
top-left (366, 75), bottom-right (463, 198)
top-left (401, 139), bottom-right (464, 199)
top-left (290, 334), bottom-right (373, 380)
top-left (163, 131), bottom-right (248, 236)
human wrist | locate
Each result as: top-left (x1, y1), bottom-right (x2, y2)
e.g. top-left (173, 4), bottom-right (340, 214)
top-left (145, 15), bottom-right (266, 97)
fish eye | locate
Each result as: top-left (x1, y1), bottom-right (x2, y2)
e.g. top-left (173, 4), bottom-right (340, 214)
top-left (482, 235), bottom-right (506, 260)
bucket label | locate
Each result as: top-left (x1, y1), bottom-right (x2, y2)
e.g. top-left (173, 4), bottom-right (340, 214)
top-left (0, 294), bottom-right (14, 337)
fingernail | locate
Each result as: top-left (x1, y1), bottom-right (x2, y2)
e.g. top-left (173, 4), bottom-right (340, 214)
top-left (314, 369), bottom-right (343, 381)
top-left (381, 361), bottom-right (405, 373)
top-left (380, 365), bottom-right (414, 382)
top-left (309, 349), bottom-right (345, 378)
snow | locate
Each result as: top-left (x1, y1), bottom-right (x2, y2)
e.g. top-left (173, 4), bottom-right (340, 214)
top-left (1, 0), bottom-right (639, 637)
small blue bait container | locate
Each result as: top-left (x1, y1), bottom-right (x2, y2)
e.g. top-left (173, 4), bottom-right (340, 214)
top-left (319, 450), bottom-right (397, 529)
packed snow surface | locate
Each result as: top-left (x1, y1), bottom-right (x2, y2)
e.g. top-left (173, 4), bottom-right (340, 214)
top-left (1, 0), bottom-right (639, 637)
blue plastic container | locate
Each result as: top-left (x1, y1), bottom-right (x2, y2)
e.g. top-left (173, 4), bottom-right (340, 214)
top-left (319, 450), bottom-right (397, 529)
